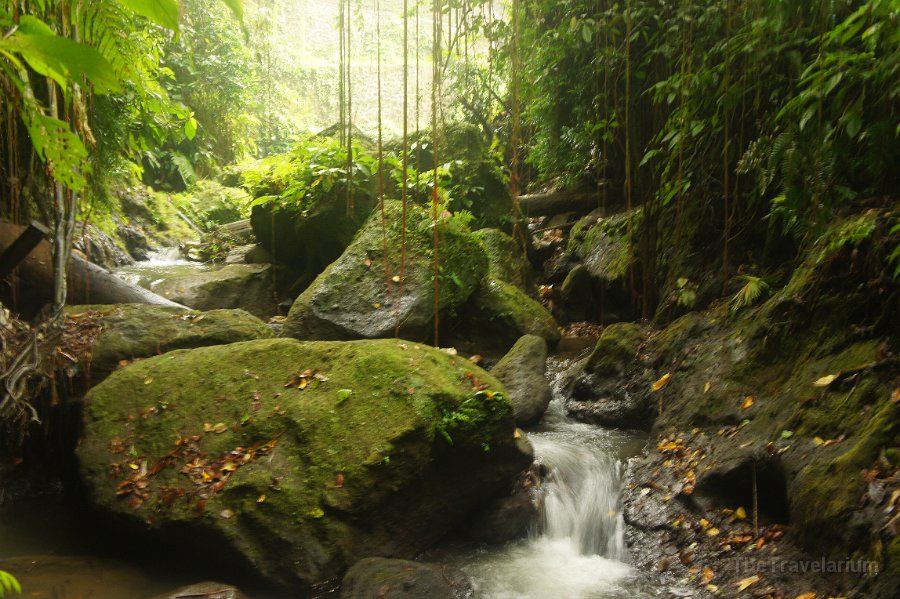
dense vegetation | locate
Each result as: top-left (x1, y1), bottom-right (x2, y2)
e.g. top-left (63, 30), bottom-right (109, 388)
top-left (0, 1), bottom-right (897, 594)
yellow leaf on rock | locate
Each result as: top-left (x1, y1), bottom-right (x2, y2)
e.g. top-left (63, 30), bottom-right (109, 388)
top-left (891, 388), bottom-right (900, 404)
top-left (736, 575), bottom-right (760, 591)
top-left (652, 372), bottom-right (673, 392)
top-left (735, 506), bottom-right (747, 520)
top-left (706, 527), bottom-right (720, 536)
top-left (699, 518), bottom-right (710, 530)
top-left (701, 567), bottom-right (715, 584)
top-left (795, 593), bottom-right (817, 599)
top-left (741, 396), bottom-right (754, 409)
top-left (813, 374), bottom-right (837, 387)
top-left (703, 381), bottom-right (711, 394)
top-left (813, 437), bottom-right (826, 446)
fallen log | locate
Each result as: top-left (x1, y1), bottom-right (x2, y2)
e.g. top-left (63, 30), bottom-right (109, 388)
top-left (0, 222), bottom-right (187, 318)
top-left (516, 191), bottom-right (605, 217)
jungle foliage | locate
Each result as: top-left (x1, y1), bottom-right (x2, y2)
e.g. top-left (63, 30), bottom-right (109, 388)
top-left (508, 0), bottom-right (898, 316)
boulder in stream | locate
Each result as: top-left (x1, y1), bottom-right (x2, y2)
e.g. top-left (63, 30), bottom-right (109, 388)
top-left (150, 263), bottom-right (278, 320)
top-left (340, 557), bottom-right (474, 599)
top-left (284, 201), bottom-right (487, 341)
top-left (490, 335), bottom-right (552, 426)
top-left (77, 338), bottom-right (532, 592)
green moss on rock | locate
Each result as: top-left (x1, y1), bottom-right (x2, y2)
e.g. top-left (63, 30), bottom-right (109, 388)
top-left (463, 278), bottom-right (560, 352)
top-left (77, 338), bottom-right (530, 591)
top-left (586, 322), bottom-right (643, 376)
top-left (472, 228), bottom-right (533, 292)
top-left (65, 304), bottom-right (272, 386)
top-left (284, 201), bottom-right (488, 341)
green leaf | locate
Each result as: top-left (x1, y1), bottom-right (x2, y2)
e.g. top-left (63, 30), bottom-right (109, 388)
top-left (336, 389), bottom-right (352, 402)
top-left (115, 0), bottom-right (180, 31)
top-left (0, 33), bottom-right (120, 94)
top-left (219, 0), bottom-right (244, 22)
top-left (0, 569), bottom-right (21, 596)
top-left (582, 24), bottom-right (593, 44)
top-left (184, 116), bottom-right (198, 140)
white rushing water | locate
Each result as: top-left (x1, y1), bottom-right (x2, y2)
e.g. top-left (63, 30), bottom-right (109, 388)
top-left (454, 356), bottom-right (651, 599)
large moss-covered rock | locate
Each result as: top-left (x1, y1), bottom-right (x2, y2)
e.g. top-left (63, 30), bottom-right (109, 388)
top-left (473, 228), bottom-right (534, 293)
top-left (564, 208), bottom-right (642, 322)
top-left (459, 278), bottom-right (560, 353)
top-left (77, 338), bottom-right (531, 592)
top-left (150, 263), bottom-right (278, 320)
top-left (64, 304), bottom-right (272, 386)
top-left (284, 201), bottom-right (488, 341)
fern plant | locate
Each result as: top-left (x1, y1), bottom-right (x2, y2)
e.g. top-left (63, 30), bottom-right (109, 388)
top-left (0, 571), bottom-right (20, 598)
top-left (730, 275), bottom-right (770, 314)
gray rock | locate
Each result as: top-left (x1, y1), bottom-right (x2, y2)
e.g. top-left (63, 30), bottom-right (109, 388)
top-left (284, 201), bottom-right (487, 341)
top-left (152, 263), bottom-right (277, 320)
top-left (491, 335), bottom-right (552, 426)
top-left (341, 558), bottom-right (474, 599)
top-left (150, 581), bottom-right (248, 599)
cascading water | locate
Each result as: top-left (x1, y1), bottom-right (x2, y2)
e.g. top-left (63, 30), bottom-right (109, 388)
top-left (114, 247), bottom-right (209, 289)
top-left (452, 356), bottom-right (652, 599)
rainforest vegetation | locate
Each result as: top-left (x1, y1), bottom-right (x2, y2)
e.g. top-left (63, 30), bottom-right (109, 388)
top-left (0, 1), bottom-right (897, 598)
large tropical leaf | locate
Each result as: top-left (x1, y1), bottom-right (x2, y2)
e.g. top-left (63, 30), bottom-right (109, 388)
top-left (219, 0), bottom-right (243, 22)
top-left (0, 17), bottom-right (120, 94)
top-left (115, 0), bottom-right (180, 31)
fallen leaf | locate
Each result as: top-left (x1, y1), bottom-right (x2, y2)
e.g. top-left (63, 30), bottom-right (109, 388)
top-left (706, 527), bottom-right (720, 536)
top-left (372, 303), bottom-right (382, 309)
top-left (699, 518), bottom-right (710, 530)
top-left (702, 567), bottom-right (715, 584)
top-left (814, 374), bottom-right (837, 387)
top-left (336, 389), bottom-right (353, 402)
top-left (703, 381), bottom-right (711, 394)
top-left (219, 509), bottom-right (234, 519)
top-left (335, 473), bottom-right (345, 487)
top-left (144, 377), bottom-right (153, 385)
top-left (212, 422), bottom-right (228, 434)
top-left (741, 395), bottom-right (754, 409)
top-left (735, 506), bottom-right (747, 520)
top-left (391, 275), bottom-right (401, 283)
top-left (892, 388), bottom-right (900, 404)
top-left (813, 436), bottom-right (826, 446)
top-left (795, 593), bottom-right (817, 599)
top-left (651, 372), bottom-right (673, 392)
top-left (736, 575), bottom-right (760, 591)
top-left (257, 494), bottom-right (267, 503)
top-left (514, 429), bottom-right (522, 439)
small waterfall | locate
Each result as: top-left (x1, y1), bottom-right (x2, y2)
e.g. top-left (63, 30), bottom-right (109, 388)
top-left (453, 356), bottom-right (647, 599)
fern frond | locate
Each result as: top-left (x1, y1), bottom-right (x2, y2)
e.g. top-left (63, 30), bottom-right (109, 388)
top-left (730, 275), bottom-right (770, 314)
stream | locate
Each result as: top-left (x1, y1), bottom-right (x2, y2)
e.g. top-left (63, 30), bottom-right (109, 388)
top-left (445, 355), bottom-right (655, 599)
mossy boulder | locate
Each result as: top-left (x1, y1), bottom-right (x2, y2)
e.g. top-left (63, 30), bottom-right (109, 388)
top-left (491, 335), bottom-right (551, 426)
top-left (564, 323), bottom-right (650, 429)
top-left (64, 304), bottom-right (272, 386)
top-left (458, 278), bottom-right (560, 354)
top-left (77, 338), bottom-right (531, 592)
top-left (150, 263), bottom-right (278, 320)
top-left (564, 208), bottom-right (642, 322)
top-left (284, 201), bottom-right (488, 341)
top-left (473, 228), bottom-right (534, 293)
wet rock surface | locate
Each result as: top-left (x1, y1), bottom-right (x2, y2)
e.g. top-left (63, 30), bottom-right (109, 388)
top-left (340, 557), bottom-right (474, 599)
top-left (491, 335), bottom-right (552, 426)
